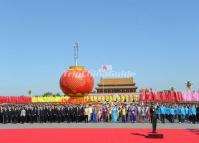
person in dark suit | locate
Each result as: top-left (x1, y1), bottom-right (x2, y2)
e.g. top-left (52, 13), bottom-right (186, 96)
top-left (27, 107), bottom-right (31, 123)
top-left (64, 106), bottom-right (69, 122)
top-left (80, 106), bottom-right (84, 122)
top-left (7, 107), bottom-right (12, 123)
top-left (72, 106), bottom-right (76, 122)
top-left (150, 104), bottom-right (157, 133)
top-left (68, 106), bottom-right (72, 122)
top-left (75, 106), bottom-right (79, 123)
top-left (2, 107), bottom-right (8, 124)
top-left (10, 106), bottom-right (16, 123)
top-left (0, 106), bottom-right (3, 123)
top-left (196, 104), bottom-right (199, 123)
top-left (16, 107), bottom-right (21, 123)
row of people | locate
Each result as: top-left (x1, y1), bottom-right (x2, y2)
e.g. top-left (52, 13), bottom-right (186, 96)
top-left (156, 104), bottom-right (197, 123)
top-left (0, 103), bottom-right (198, 124)
top-left (0, 104), bottom-right (85, 124)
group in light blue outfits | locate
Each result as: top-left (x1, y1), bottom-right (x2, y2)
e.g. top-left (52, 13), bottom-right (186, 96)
top-left (111, 107), bottom-right (119, 123)
top-left (156, 105), bottom-right (198, 124)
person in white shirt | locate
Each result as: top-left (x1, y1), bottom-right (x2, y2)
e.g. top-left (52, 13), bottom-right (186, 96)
top-left (20, 108), bottom-right (26, 124)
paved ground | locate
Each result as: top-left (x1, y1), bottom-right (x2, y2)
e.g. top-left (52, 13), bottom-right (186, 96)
top-left (0, 123), bottom-right (198, 129)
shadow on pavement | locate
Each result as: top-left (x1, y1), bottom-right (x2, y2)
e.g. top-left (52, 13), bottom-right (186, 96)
top-left (187, 129), bottom-right (199, 136)
top-left (131, 133), bottom-right (147, 137)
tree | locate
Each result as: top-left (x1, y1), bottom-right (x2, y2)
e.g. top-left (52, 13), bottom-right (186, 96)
top-left (43, 92), bottom-right (53, 97)
top-left (55, 93), bottom-right (61, 96)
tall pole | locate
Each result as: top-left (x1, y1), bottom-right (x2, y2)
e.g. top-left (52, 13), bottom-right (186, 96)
top-left (103, 77), bottom-right (104, 94)
top-left (74, 42), bottom-right (79, 66)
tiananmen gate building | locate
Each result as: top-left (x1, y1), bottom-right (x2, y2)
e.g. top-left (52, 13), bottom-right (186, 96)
top-left (95, 78), bottom-right (137, 93)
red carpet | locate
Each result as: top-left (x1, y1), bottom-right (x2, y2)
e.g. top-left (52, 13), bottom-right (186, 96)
top-left (0, 128), bottom-right (198, 143)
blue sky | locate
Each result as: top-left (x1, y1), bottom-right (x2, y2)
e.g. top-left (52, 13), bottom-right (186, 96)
top-left (0, 0), bottom-right (199, 95)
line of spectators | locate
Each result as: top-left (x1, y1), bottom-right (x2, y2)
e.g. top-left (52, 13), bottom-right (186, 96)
top-left (0, 103), bottom-right (198, 124)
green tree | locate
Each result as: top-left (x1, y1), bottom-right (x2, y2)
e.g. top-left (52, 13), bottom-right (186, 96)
top-left (43, 92), bottom-right (53, 96)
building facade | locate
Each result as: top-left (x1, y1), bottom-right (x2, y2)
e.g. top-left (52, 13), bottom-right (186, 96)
top-left (95, 78), bottom-right (137, 93)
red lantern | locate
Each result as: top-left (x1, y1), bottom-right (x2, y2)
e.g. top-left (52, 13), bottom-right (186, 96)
top-left (60, 66), bottom-right (94, 96)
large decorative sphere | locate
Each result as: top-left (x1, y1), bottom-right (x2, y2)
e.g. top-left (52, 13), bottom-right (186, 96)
top-left (60, 66), bottom-right (94, 96)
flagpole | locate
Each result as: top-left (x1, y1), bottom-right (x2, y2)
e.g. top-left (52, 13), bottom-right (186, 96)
top-left (74, 42), bottom-right (78, 66)
top-left (102, 71), bottom-right (104, 94)
top-left (102, 68), bottom-right (105, 95)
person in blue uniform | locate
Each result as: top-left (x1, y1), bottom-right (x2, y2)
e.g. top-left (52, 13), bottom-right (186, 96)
top-left (174, 106), bottom-right (178, 121)
top-left (156, 105), bottom-right (161, 121)
top-left (188, 106), bottom-right (192, 122)
top-left (160, 105), bottom-right (165, 123)
top-left (170, 106), bottom-right (175, 123)
top-left (181, 106), bottom-right (186, 123)
top-left (111, 106), bottom-right (118, 123)
top-left (191, 105), bottom-right (196, 124)
top-left (185, 106), bottom-right (189, 122)
top-left (178, 105), bottom-right (182, 123)
top-left (165, 106), bottom-right (170, 121)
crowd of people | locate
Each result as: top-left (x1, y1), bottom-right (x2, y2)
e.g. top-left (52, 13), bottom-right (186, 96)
top-left (0, 102), bottom-right (199, 124)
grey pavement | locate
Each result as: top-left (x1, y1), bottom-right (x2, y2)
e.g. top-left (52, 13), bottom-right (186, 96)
top-left (0, 123), bottom-right (198, 129)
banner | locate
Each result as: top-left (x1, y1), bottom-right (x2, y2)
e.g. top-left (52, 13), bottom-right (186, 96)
top-left (0, 96), bottom-right (32, 103)
top-left (139, 90), bottom-right (199, 102)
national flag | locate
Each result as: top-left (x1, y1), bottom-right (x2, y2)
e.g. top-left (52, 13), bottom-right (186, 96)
top-left (101, 65), bottom-right (112, 71)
